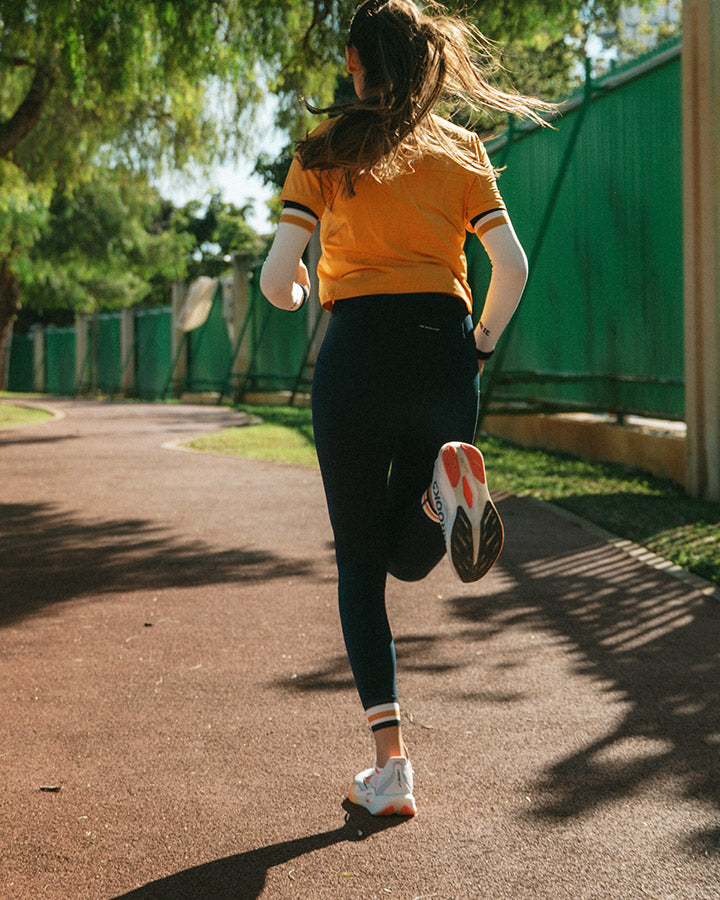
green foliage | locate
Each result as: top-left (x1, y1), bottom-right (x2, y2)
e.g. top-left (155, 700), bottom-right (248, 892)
top-left (0, 161), bottom-right (50, 256)
top-left (169, 193), bottom-right (264, 280)
top-left (16, 170), bottom-right (190, 315)
top-left (608, 0), bottom-right (682, 68)
top-left (0, 0), bottom-right (265, 184)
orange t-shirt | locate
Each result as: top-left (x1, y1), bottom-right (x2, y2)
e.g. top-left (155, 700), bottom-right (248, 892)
top-left (279, 118), bottom-right (505, 312)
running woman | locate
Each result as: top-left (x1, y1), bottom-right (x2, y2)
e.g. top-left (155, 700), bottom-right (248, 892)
top-left (260, 0), bottom-right (553, 816)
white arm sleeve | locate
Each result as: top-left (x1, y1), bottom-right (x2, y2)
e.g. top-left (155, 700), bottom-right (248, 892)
top-left (473, 220), bottom-right (529, 355)
top-left (260, 222), bottom-right (313, 311)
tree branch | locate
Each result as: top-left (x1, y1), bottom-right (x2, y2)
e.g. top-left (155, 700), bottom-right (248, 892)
top-left (0, 61), bottom-right (55, 158)
top-left (0, 55), bottom-right (37, 67)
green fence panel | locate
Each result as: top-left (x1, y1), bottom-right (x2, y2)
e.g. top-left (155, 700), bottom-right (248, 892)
top-left (134, 307), bottom-right (172, 399)
top-left (471, 43), bottom-right (683, 419)
top-left (44, 327), bottom-right (77, 395)
top-left (186, 288), bottom-right (233, 393)
top-left (240, 267), bottom-right (312, 393)
top-left (96, 313), bottom-right (122, 394)
top-left (7, 333), bottom-right (35, 392)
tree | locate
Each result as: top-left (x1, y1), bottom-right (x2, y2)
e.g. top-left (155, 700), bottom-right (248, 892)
top-left (598, 1), bottom-right (682, 66)
top-left (0, 160), bottom-right (50, 380)
top-left (0, 1), bottom-right (266, 175)
top-left (169, 193), bottom-right (264, 283)
top-left (16, 172), bottom-right (190, 324)
top-left (0, 0), bottom-right (268, 381)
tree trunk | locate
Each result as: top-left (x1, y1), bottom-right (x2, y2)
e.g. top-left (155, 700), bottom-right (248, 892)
top-left (0, 61), bottom-right (54, 159)
top-left (0, 258), bottom-right (22, 391)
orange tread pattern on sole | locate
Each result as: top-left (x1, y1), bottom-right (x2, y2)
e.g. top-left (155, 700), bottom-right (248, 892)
top-left (442, 445), bottom-right (460, 487)
top-left (462, 475), bottom-right (474, 508)
top-left (462, 443), bottom-right (486, 484)
top-left (377, 804), bottom-right (416, 816)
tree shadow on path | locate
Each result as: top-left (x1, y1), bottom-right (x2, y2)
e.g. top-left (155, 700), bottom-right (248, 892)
top-left (113, 800), bottom-right (406, 900)
top-left (0, 501), bottom-right (316, 626)
top-left (451, 496), bottom-right (720, 857)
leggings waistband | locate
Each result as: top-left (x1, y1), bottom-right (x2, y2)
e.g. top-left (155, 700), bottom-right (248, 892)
top-left (331, 292), bottom-right (469, 326)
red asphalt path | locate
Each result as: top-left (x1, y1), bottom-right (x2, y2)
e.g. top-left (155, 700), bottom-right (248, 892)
top-left (1, 398), bottom-right (719, 899)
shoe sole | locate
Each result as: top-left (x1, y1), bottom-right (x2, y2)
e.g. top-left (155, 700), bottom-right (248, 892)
top-left (433, 442), bottom-right (504, 583)
top-left (348, 784), bottom-right (417, 816)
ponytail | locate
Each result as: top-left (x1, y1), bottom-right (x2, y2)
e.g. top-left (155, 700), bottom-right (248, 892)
top-left (298, 0), bottom-right (555, 194)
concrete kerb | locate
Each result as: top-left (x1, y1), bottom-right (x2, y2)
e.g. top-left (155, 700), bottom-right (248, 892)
top-left (529, 496), bottom-right (720, 603)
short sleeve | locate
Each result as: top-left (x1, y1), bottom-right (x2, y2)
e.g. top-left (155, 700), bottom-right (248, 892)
top-left (280, 154), bottom-right (326, 221)
top-left (465, 136), bottom-right (506, 232)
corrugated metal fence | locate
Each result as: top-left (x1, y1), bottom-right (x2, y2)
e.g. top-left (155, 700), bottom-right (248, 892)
top-left (476, 40), bottom-right (683, 421)
top-left (8, 40), bottom-right (683, 419)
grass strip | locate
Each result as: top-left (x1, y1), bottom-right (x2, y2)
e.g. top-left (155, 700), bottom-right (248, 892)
top-left (188, 403), bottom-right (720, 588)
top-left (0, 403), bottom-right (53, 427)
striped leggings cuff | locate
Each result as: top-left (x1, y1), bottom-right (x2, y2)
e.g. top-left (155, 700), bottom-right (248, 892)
top-left (366, 702), bottom-right (401, 732)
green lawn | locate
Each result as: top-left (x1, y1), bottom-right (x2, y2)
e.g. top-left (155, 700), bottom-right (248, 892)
top-left (0, 403), bottom-right (53, 427)
top-left (188, 403), bottom-right (720, 589)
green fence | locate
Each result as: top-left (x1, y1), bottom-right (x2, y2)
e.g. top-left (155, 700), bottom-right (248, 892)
top-left (134, 307), bottom-right (172, 399)
top-left (7, 332), bottom-right (35, 392)
top-left (44, 327), bottom-right (76, 395)
top-left (174, 276), bottom-right (317, 398)
top-left (474, 40), bottom-right (683, 421)
top-left (185, 290), bottom-right (233, 393)
top-left (96, 313), bottom-right (122, 394)
top-left (231, 266), bottom-right (317, 396)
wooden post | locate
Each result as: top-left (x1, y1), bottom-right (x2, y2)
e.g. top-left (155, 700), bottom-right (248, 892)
top-left (75, 314), bottom-right (88, 392)
top-left (170, 282), bottom-right (188, 396)
top-left (231, 254), bottom-right (252, 381)
top-left (119, 308), bottom-right (135, 395)
top-left (32, 325), bottom-right (44, 393)
top-left (683, 0), bottom-right (720, 500)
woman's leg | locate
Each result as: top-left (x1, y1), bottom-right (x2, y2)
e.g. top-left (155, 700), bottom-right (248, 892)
top-left (312, 306), bottom-right (403, 743)
top-left (312, 297), bottom-right (478, 770)
top-left (387, 312), bottom-right (480, 581)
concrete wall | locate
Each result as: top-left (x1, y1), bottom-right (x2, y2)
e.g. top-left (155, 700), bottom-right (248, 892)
top-left (484, 413), bottom-right (686, 485)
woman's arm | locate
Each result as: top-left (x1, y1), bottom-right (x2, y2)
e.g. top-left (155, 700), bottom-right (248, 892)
top-left (473, 216), bottom-right (529, 372)
top-left (260, 222), bottom-right (313, 311)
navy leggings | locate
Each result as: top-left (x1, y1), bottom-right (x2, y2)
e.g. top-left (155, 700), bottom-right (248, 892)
top-left (312, 293), bottom-right (480, 711)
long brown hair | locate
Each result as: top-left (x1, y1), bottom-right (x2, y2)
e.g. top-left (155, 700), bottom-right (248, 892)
top-left (297, 0), bottom-right (555, 194)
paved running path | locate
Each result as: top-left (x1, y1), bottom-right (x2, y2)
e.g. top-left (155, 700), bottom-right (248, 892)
top-left (1, 398), bottom-right (718, 899)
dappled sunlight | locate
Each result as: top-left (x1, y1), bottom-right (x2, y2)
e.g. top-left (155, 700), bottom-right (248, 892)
top-left (448, 495), bottom-right (720, 853)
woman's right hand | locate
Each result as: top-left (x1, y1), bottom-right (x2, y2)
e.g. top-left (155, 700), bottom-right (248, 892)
top-left (296, 260), bottom-right (311, 294)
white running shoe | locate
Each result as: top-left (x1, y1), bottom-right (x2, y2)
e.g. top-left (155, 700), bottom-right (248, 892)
top-left (348, 757), bottom-right (417, 816)
top-left (431, 441), bottom-right (504, 583)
